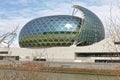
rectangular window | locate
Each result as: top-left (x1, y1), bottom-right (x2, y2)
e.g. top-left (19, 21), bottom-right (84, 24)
top-left (0, 52), bottom-right (8, 54)
top-left (114, 42), bottom-right (120, 44)
top-left (75, 53), bottom-right (120, 57)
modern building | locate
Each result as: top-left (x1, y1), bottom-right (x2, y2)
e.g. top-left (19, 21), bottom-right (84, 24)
top-left (19, 5), bottom-right (105, 47)
top-left (0, 5), bottom-right (120, 63)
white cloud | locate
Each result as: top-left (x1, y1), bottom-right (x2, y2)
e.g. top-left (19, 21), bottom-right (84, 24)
top-left (65, 24), bottom-right (73, 29)
top-left (0, 17), bottom-right (30, 32)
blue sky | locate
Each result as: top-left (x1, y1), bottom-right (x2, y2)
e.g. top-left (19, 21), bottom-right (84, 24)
top-left (0, 0), bottom-right (119, 47)
top-left (0, 0), bottom-right (112, 20)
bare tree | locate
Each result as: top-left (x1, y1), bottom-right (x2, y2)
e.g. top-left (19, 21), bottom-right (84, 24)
top-left (0, 26), bottom-right (18, 48)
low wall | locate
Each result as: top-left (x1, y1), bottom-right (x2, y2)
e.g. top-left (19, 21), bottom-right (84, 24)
top-left (46, 62), bottom-right (120, 70)
top-left (0, 61), bottom-right (120, 75)
top-left (0, 60), bottom-right (120, 70)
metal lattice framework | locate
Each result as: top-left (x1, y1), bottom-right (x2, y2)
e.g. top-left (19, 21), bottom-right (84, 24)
top-left (72, 5), bottom-right (105, 45)
top-left (19, 15), bottom-right (82, 47)
top-left (19, 5), bottom-right (105, 48)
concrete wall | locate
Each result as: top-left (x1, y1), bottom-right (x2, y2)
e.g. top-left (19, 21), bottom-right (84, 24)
top-left (46, 47), bottom-right (75, 62)
top-left (4, 47), bottom-right (75, 62)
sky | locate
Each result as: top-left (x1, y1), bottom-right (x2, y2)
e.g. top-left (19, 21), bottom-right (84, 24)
top-left (0, 0), bottom-right (120, 47)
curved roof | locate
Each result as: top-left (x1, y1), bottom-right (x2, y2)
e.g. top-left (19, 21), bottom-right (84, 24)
top-left (73, 5), bottom-right (105, 45)
top-left (19, 15), bottom-right (82, 47)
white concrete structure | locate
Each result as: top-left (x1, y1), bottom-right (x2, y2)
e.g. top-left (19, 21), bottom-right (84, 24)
top-left (0, 38), bottom-right (120, 63)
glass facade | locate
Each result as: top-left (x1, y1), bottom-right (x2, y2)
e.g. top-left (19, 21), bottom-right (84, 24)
top-left (19, 5), bottom-right (105, 48)
top-left (73, 5), bottom-right (105, 45)
top-left (19, 15), bottom-right (82, 47)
